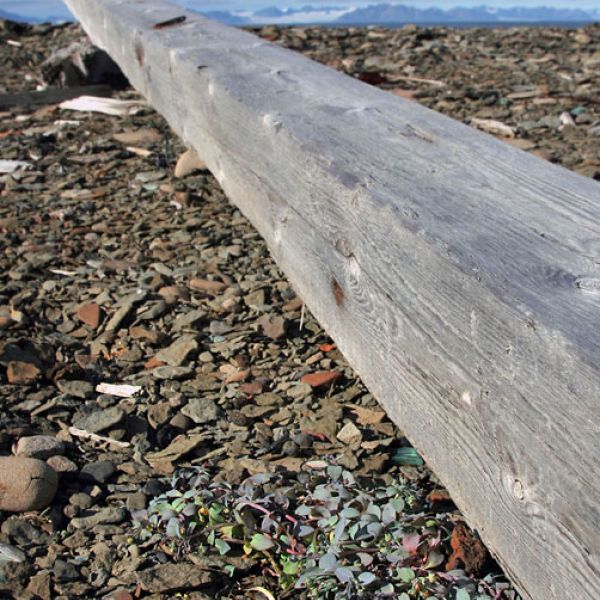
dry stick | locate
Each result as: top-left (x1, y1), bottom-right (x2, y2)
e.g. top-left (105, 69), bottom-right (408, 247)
top-left (68, 426), bottom-right (131, 448)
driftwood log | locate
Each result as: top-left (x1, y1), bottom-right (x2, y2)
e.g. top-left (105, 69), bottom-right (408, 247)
top-left (63, 1), bottom-right (600, 598)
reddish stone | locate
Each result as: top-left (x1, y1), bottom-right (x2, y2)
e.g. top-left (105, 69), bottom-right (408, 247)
top-left (77, 302), bottom-right (103, 329)
top-left (238, 381), bottom-right (264, 396)
top-left (158, 286), bottom-right (190, 304)
top-left (7, 361), bottom-right (41, 385)
top-left (301, 370), bottom-right (341, 389)
top-left (446, 523), bottom-right (489, 575)
top-left (258, 314), bottom-right (287, 340)
top-left (189, 278), bottom-right (226, 294)
top-left (144, 355), bottom-right (166, 370)
top-left (319, 343), bottom-right (336, 353)
top-left (283, 297), bottom-right (303, 312)
top-left (427, 488), bottom-right (452, 507)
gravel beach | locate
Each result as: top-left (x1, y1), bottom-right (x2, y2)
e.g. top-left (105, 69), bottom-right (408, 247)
top-left (0, 18), bottom-right (597, 599)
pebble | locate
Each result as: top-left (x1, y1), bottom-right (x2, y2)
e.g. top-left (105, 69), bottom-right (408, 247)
top-left (147, 402), bottom-right (172, 428)
top-left (53, 558), bottom-right (79, 581)
top-left (181, 397), bottom-right (220, 424)
top-left (126, 492), bottom-right (147, 510)
top-left (56, 379), bottom-right (95, 398)
top-left (169, 412), bottom-right (192, 430)
top-left (76, 302), bottom-right (103, 329)
top-left (301, 370), bottom-right (342, 388)
top-left (80, 460), bottom-right (116, 484)
top-left (189, 278), bottom-right (226, 294)
top-left (337, 421), bottom-right (363, 445)
top-left (15, 435), bottom-right (66, 459)
top-left (257, 313), bottom-right (287, 340)
top-left (70, 507), bottom-right (126, 529)
top-left (2, 518), bottom-right (47, 545)
top-left (154, 335), bottom-right (198, 366)
top-left (69, 493), bottom-right (94, 510)
top-left (0, 456), bottom-right (58, 512)
top-left (72, 407), bottom-right (125, 433)
top-left (151, 365), bottom-right (193, 379)
top-left (47, 455), bottom-right (78, 473)
top-left (6, 361), bottom-right (41, 384)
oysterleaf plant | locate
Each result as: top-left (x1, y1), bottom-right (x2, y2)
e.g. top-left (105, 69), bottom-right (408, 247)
top-left (132, 465), bottom-right (519, 599)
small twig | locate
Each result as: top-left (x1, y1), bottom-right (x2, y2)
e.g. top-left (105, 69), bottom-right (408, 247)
top-left (68, 426), bottom-right (130, 448)
top-left (239, 500), bottom-right (272, 516)
top-left (299, 303), bottom-right (306, 331)
top-left (262, 549), bottom-right (281, 577)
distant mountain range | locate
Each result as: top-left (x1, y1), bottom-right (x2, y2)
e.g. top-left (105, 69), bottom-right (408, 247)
top-left (201, 3), bottom-right (600, 25)
top-left (336, 4), bottom-right (599, 24)
top-left (1, 3), bottom-right (598, 26)
top-left (203, 4), bottom-right (348, 25)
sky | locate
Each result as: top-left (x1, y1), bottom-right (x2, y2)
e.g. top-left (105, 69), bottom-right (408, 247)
top-left (1, 0), bottom-right (599, 21)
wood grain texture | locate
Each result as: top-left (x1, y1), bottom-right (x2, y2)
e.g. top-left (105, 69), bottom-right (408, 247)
top-left (64, 1), bottom-right (600, 598)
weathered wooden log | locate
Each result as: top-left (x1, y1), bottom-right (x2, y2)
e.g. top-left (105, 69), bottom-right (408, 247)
top-left (63, 1), bottom-right (600, 598)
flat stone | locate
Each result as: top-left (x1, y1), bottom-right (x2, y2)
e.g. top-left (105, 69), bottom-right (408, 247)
top-left (169, 412), bottom-right (192, 430)
top-left (56, 379), bottom-right (95, 398)
top-left (70, 506), bottom-right (126, 529)
top-left (15, 435), bottom-right (66, 459)
top-left (151, 365), bottom-right (193, 380)
top-left (47, 455), bottom-right (78, 473)
top-left (76, 302), bottom-right (103, 329)
top-left (126, 492), bottom-right (147, 511)
top-left (155, 335), bottom-right (198, 367)
top-left (0, 457), bottom-right (58, 512)
top-left (138, 561), bottom-right (214, 592)
top-left (69, 493), bottom-right (93, 510)
top-left (337, 421), bottom-right (362, 445)
top-left (172, 309), bottom-right (207, 331)
top-left (147, 402), bottom-right (172, 429)
top-left (7, 361), bottom-right (41, 384)
top-left (112, 128), bottom-right (162, 146)
top-left (181, 397), bottom-right (220, 424)
top-left (26, 571), bottom-right (52, 600)
top-left (145, 433), bottom-right (207, 466)
top-left (158, 285), bottom-right (190, 304)
top-left (189, 278), bottom-right (226, 294)
top-left (209, 320), bottom-right (231, 335)
top-left (73, 407), bottom-right (125, 433)
top-left (244, 288), bottom-right (266, 308)
top-left (257, 313), bottom-right (287, 340)
top-left (80, 460), bottom-right (116, 484)
top-left (301, 370), bottom-right (342, 389)
top-left (129, 326), bottom-right (166, 344)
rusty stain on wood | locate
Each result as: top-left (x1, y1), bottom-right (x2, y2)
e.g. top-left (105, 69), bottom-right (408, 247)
top-left (135, 44), bottom-right (144, 66)
top-left (332, 277), bottom-right (344, 306)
